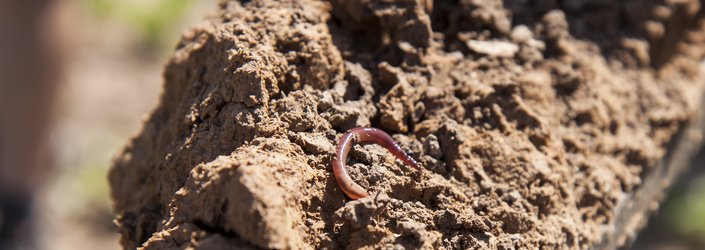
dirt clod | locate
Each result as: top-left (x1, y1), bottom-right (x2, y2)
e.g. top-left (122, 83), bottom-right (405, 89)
top-left (110, 0), bottom-right (705, 249)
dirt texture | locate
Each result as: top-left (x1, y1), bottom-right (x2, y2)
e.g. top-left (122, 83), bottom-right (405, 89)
top-left (109, 0), bottom-right (705, 249)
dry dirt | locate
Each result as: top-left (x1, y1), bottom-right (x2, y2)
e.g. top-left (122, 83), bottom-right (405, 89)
top-left (109, 0), bottom-right (705, 249)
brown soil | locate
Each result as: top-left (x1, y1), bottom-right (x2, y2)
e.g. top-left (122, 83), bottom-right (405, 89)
top-left (109, 0), bottom-right (705, 249)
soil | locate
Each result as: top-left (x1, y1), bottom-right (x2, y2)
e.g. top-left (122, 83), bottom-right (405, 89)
top-left (109, 0), bottom-right (705, 249)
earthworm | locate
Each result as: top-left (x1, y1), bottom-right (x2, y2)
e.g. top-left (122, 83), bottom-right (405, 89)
top-left (333, 127), bottom-right (423, 199)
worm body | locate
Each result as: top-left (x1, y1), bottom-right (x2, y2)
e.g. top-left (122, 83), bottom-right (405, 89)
top-left (333, 127), bottom-right (422, 199)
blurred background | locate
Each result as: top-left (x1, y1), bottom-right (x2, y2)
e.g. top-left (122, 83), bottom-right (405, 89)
top-left (633, 147), bottom-right (705, 250)
top-left (0, 0), bottom-right (703, 249)
top-left (0, 0), bottom-right (215, 249)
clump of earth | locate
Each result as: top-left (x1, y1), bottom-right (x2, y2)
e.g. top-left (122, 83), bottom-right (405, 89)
top-left (109, 0), bottom-right (705, 249)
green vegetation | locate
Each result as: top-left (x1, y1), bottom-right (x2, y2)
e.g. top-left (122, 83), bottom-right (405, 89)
top-left (666, 179), bottom-right (705, 246)
top-left (82, 0), bottom-right (193, 47)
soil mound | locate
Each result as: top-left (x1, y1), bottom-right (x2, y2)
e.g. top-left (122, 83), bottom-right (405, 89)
top-left (109, 0), bottom-right (705, 248)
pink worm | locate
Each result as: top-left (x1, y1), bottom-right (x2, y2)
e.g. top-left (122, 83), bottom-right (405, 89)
top-left (333, 127), bottom-right (423, 199)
